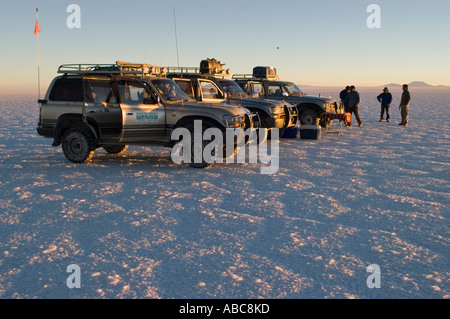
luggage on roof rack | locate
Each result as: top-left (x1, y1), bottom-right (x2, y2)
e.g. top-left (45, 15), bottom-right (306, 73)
top-left (199, 58), bottom-right (230, 76)
top-left (116, 61), bottom-right (168, 76)
top-left (253, 66), bottom-right (278, 79)
top-left (167, 59), bottom-right (231, 78)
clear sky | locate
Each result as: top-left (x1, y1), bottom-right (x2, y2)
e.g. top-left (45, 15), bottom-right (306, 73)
top-left (1, 0), bottom-right (449, 94)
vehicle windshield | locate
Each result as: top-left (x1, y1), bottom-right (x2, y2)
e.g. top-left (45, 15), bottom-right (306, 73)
top-left (284, 83), bottom-right (303, 96)
top-left (150, 79), bottom-right (192, 102)
top-left (218, 79), bottom-right (249, 98)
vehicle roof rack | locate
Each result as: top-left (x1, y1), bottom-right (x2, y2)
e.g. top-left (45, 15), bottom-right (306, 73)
top-left (167, 58), bottom-right (231, 78)
top-left (116, 61), bottom-right (168, 76)
top-left (57, 61), bottom-right (168, 76)
top-left (232, 74), bottom-right (280, 81)
top-left (167, 66), bottom-right (231, 78)
top-left (167, 66), bottom-right (202, 75)
top-left (232, 74), bottom-right (254, 79)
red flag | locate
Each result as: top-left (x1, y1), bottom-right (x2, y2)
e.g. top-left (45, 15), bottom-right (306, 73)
top-left (34, 8), bottom-right (41, 36)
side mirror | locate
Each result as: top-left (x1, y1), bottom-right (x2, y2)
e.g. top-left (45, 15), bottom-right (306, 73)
top-left (282, 92), bottom-right (289, 97)
top-left (250, 92), bottom-right (259, 98)
top-left (222, 92), bottom-right (228, 100)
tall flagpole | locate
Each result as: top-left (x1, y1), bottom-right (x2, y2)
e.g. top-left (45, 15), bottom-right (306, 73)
top-left (36, 8), bottom-right (40, 99)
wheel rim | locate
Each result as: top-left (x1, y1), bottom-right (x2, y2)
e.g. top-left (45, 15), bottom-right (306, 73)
top-left (68, 137), bottom-right (86, 156)
top-left (301, 111), bottom-right (317, 125)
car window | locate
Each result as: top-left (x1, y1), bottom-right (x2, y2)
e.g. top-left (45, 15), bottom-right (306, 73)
top-left (218, 80), bottom-right (248, 98)
top-left (251, 82), bottom-right (264, 95)
top-left (116, 79), bottom-right (156, 104)
top-left (174, 79), bottom-right (195, 98)
top-left (200, 81), bottom-right (221, 99)
top-left (151, 79), bottom-right (190, 102)
top-left (84, 79), bottom-right (116, 104)
top-left (268, 84), bottom-right (283, 96)
top-left (285, 83), bottom-right (303, 96)
top-left (49, 78), bottom-right (83, 102)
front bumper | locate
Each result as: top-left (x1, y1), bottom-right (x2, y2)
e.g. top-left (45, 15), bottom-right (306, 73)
top-left (285, 105), bottom-right (299, 128)
top-left (247, 112), bottom-right (261, 129)
top-left (37, 126), bottom-right (54, 138)
top-left (265, 104), bottom-right (299, 129)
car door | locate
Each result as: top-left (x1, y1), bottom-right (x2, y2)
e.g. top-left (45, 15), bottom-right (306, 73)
top-left (115, 78), bottom-right (166, 143)
top-left (83, 78), bottom-right (122, 139)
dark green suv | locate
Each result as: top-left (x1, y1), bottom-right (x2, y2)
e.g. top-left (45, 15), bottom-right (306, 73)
top-left (233, 66), bottom-right (344, 126)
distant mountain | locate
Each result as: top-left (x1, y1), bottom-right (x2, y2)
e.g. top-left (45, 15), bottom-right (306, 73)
top-left (408, 81), bottom-right (434, 87)
top-left (383, 83), bottom-right (402, 87)
top-left (382, 81), bottom-right (447, 88)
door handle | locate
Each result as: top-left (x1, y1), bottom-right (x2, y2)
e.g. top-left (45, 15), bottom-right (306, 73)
top-left (127, 112), bottom-right (134, 115)
top-left (88, 110), bottom-right (96, 113)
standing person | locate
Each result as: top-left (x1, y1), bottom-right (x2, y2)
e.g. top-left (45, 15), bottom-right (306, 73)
top-left (398, 84), bottom-right (411, 126)
top-left (340, 86), bottom-right (350, 112)
top-left (377, 87), bottom-right (393, 122)
top-left (344, 85), bottom-right (363, 127)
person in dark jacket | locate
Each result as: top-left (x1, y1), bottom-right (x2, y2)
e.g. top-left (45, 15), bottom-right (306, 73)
top-left (399, 84), bottom-right (411, 126)
top-left (377, 87), bottom-right (393, 122)
top-left (340, 86), bottom-right (350, 112)
top-left (344, 85), bottom-right (362, 127)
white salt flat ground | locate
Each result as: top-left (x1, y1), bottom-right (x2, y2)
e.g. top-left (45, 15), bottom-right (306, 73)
top-left (0, 87), bottom-right (448, 299)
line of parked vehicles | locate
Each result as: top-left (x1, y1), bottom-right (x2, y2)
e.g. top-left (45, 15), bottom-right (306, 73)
top-left (36, 58), bottom-right (344, 167)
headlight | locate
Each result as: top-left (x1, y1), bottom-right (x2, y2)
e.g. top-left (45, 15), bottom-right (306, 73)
top-left (269, 106), bottom-right (284, 115)
top-left (223, 115), bottom-right (245, 128)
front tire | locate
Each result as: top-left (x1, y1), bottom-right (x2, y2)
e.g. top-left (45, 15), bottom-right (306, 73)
top-left (299, 109), bottom-right (319, 126)
top-left (103, 144), bottom-right (128, 154)
top-left (188, 123), bottom-right (216, 169)
top-left (62, 127), bottom-right (95, 163)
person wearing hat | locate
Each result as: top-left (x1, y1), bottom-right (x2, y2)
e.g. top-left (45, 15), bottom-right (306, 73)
top-left (343, 85), bottom-right (363, 127)
top-left (377, 87), bottom-right (393, 122)
top-left (340, 86), bottom-right (350, 112)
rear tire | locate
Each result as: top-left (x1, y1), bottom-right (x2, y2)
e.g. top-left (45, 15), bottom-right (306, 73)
top-left (62, 127), bottom-right (95, 163)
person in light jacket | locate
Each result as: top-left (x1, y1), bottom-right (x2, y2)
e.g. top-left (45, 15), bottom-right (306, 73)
top-left (344, 85), bottom-right (362, 127)
top-left (398, 84), bottom-right (411, 126)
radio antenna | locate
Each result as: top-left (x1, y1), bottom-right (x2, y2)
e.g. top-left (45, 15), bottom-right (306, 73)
top-left (173, 6), bottom-right (180, 67)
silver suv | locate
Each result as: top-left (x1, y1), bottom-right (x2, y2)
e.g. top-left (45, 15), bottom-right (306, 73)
top-left (166, 59), bottom-right (298, 135)
top-left (37, 61), bottom-right (253, 168)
